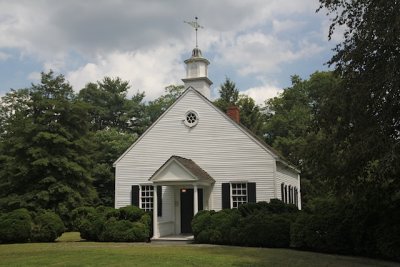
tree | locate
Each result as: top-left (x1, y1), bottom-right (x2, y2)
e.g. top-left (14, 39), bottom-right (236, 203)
top-left (237, 95), bottom-right (265, 137)
top-left (78, 77), bottom-right (147, 134)
top-left (318, 0), bottom-right (400, 195)
top-left (214, 77), bottom-right (239, 112)
top-left (264, 72), bottom-right (342, 205)
top-left (89, 129), bottom-right (137, 206)
top-left (0, 71), bottom-right (97, 222)
top-left (146, 85), bottom-right (185, 124)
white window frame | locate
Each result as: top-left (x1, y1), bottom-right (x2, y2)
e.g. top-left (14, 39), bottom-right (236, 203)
top-left (230, 182), bottom-right (248, 208)
top-left (184, 110), bottom-right (199, 128)
top-left (140, 185), bottom-right (154, 212)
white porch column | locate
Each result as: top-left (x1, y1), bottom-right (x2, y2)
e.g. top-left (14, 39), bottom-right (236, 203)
top-left (153, 185), bottom-right (159, 238)
top-left (193, 184), bottom-right (198, 215)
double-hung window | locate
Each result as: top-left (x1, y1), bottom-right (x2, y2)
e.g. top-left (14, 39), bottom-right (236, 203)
top-left (140, 185), bottom-right (154, 212)
top-left (231, 183), bottom-right (247, 208)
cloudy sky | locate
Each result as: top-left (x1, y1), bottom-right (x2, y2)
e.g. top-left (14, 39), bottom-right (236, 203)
top-left (0, 0), bottom-right (338, 104)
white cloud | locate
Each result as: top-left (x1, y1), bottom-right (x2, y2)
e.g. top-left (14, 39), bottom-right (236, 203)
top-left (242, 84), bottom-right (282, 105)
top-left (66, 44), bottom-right (185, 100)
top-left (215, 32), bottom-right (324, 76)
top-left (0, 0), bottom-right (332, 98)
top-left (27, 72), bottom-right (41, 81)
top-left (272, 19), bottom-right (307, 33)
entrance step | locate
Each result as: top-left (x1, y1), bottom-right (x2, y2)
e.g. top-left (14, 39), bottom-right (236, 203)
top-left (151, 234), bottom-right (194, 244)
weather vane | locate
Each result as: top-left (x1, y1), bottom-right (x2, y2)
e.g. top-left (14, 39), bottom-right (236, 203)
top-left (184, 16), bottom-right (204, 48)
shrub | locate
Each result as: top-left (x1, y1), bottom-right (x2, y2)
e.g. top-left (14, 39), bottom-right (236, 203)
top-left (71, 206), bottom-right (102, 240)
top-left (71, 206), bottom-right (97, 231)
top-left (192, 210), bottom-right (213, 238)
top-left (99, 218), bottom-right (148, 242)
top-left (193, 200), bottom-right (297, 247)
top-left (31, 211), bottom-right (65, 242)
top-left (267, 199), bottom-right (298, 214)
top-left (238, 200), bottom-right (298, 217)
top-left (0, 209), bottom-right (32, 243)
top-left (192, 209), bottom-right (240, 245)
top-left (239, 213), bottom-right (292, 247)
top-left (375, 200), bottom-right (400, 261)
top-left (72, 205), bottom-right (151, 242)
top-left (117, 205), bottom-right (145, 222)
top-left (290, 198), bottom-right (353, 254)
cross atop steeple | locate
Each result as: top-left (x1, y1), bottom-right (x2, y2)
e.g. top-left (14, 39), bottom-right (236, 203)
top-left (184, 17), bottom-right (204, 48)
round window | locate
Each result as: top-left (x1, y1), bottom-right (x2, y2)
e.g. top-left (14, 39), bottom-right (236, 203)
top-left (184, 110), bottom-right (199, 128)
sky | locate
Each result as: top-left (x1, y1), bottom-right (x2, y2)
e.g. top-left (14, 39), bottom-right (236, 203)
top-left (0, 0), bottom-right (339, 105)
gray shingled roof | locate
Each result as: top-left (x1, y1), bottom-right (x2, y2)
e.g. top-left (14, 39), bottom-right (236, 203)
top-left (149, 155), bottom-right (215, 183)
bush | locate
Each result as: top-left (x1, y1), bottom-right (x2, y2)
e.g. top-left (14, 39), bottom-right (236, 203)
top-left (238, 200), bottom-right (298, 217)
top-left (99, 218), bottom-right (148, 242)
top-left (193, 200), bottom-right (297, 247)
top-left (72, 205), bottom-right (151, 242)
top-left (71, 206), bottom-right (97, 231)
top-left (71, 206), bottom-right (102, 240)
top-left (31, 211), bottom-right (65, 242)
top-left (117, 205), bottom-right (145, 222)
top-left (0, 209), bottom-right (32, 243)
top-left (192, 209), bottom-right (240, 245)
top-left (192, 210), bottom-right (213, 239)
top-left (239, 213), bottom-right (292, 247)
top-left (290, 198), bottom-right (353, 254)
top-left (375, 200), bottom-right (400, 261)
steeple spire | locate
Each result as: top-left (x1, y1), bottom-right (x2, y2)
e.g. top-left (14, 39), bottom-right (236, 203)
top-left (184, 16), bottom-right (204, 48)
top-left (182, 17), bottom-right (212, 99)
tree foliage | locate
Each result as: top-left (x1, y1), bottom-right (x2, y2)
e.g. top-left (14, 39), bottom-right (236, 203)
top-left (214, 77), bottom-right (239, 112)
top-left (237, 95), bottom-right (265, 137)
top-left (78, 77), bottom-right (147, 134)
top-left (0, 71), bottom-right (97, 222)
top-left (318, 0), bottom-right (400, 196)
top-left (89, 129), bottom-right (137, 206)
top-left (214, 78), bottom-right (266, 138)
top-left (146, 84), bottom-right (185, 124)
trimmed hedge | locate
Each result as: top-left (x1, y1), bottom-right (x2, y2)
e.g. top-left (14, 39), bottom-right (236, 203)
top-left (31, 211), bottom-right (65, 242)
top-left (192, 200), bottom-right (298, 247)
top-left (0, 209), bottom-right (32, 243)
top-left (290, 198), bottom-right (353, 253)
top-left (290, 198), bottom-right (400, 261)
top-left (72, 205), bottom-right (151, 242)
top-left (238, 213), bottom-right (292, 247)
top-left (0, 209), bottom-right (64, 243)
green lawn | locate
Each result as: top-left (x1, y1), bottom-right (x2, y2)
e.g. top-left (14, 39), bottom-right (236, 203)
top-left (0, 232), bottom-right (398, 267)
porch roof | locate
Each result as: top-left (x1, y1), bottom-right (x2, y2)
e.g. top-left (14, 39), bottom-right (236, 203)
top-left (149, 156), bottom-right (215, 185)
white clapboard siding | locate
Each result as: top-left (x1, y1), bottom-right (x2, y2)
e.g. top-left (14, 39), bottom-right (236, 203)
top-left (276, 162), bottom-right (301, 209)
top-left (115, 88), bottom-right (278, 211)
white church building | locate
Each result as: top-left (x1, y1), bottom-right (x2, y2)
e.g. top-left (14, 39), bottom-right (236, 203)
top-left (113, 44), bottom-right (301, 239)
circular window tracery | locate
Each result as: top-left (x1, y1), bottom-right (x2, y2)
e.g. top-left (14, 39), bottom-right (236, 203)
top-left (184, 110), bottom-right (199, 128)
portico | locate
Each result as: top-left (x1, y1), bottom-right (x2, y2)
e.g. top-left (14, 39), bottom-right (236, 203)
top-left (149, 156), bottom-right (214, 239)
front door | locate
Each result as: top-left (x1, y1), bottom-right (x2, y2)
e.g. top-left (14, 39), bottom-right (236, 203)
top-left (180, 188), bottom-right (204, 233)
top-left (180, 189), bottom-right (194, 233)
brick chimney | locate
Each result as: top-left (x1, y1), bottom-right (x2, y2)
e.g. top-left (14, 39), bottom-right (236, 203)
top-left (227, 106), bottom-right (240, 123)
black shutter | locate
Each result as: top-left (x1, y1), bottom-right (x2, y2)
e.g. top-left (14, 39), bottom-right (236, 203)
top-left (222, 183), bottom-right (231, 209)
top-left (284, 185), bottom-right (288, 204)
top-left (157, 186), bottom-right (162, 217)
top-left (247, 182), bottom-right (256, 203)
top-left (131, 185), bottom-right (140, 207)
top-left (198, 188), bottom-right (204, 211)
top-left (281, 183), bottom-right (284, 201)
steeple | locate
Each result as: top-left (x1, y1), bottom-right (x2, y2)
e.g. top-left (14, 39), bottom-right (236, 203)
top-left (182, 17), bottom-right (213, 99)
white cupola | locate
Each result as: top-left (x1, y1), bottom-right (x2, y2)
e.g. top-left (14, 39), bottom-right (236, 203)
top-left (182, 47), bottom-right (213, 99)
top-left (182, 17), bottom-right (213, 99)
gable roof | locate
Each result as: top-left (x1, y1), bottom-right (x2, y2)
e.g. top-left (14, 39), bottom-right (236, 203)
top-left (113, 86), bottom-right (300, 173)
top-left (149, 155), bottom-right (215, 185)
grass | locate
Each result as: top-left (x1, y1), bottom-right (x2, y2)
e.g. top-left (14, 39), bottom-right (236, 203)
top-left (0, 232), bottom-right (398, 267)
